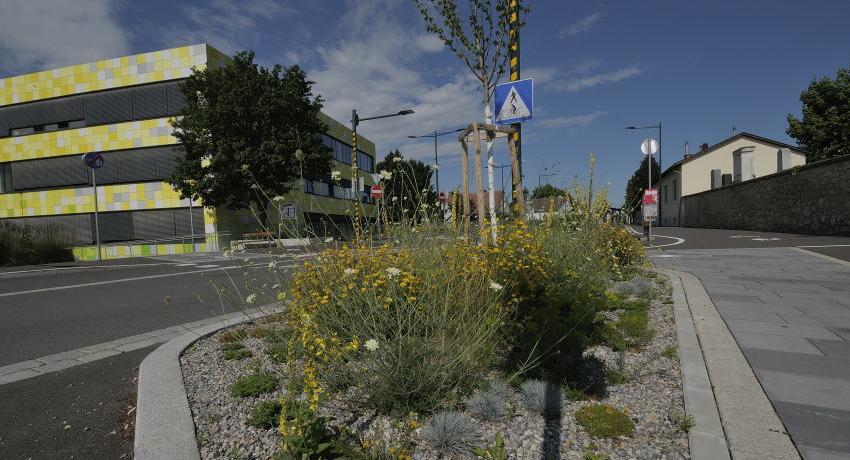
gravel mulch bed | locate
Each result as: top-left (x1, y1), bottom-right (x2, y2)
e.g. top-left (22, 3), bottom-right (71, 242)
top-left (181, 277), bottom-right (689, 459)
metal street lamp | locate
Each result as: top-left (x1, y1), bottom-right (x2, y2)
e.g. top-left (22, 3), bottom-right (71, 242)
top-left (626, 123), bottom-right (662, 172)
top-left (627, 122), bottom-right (662, 225)
top-left (407, 127), bottom-right (464, 197)
top-left (350, 109), bottom-right (414, 240)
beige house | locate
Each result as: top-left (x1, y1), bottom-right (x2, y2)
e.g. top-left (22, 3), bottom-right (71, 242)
top-left (655, 132), bottom-right (806, 226)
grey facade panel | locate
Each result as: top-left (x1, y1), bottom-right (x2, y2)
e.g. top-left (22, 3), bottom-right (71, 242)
top-left (5, 104), bottom-right (42, 129)
top-left (165, 81), bottom-right (188, 114)
top-left (133, 84), bottom-right (168, 120)
top-left (41, 97), bottom-right (84, 124)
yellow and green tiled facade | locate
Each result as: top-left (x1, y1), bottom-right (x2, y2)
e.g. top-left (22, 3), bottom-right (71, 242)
top-left (0, 44), bottom-right (376, 260)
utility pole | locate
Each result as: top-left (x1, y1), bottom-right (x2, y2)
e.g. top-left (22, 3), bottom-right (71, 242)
top-left (509, 0), bottom-right (522, 201)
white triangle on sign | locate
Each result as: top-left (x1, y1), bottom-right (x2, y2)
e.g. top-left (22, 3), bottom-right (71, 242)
top-left (497, 86), bottom-right (531, 122)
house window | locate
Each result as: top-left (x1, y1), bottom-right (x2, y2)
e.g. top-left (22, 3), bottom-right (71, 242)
top-left (733, 147), bottom-right (755, 182)
top-left (672, 179), bottom-right (678, 200)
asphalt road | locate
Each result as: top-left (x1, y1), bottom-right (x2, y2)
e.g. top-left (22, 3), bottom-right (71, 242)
top-left (642, 226), bottom-right (850, 261)
top-left (0, 252), bottom-right (297, 366)
top-left (0, 250), bottom-right (303, 459)
top-left (0, 346), bottom-right (154, 459)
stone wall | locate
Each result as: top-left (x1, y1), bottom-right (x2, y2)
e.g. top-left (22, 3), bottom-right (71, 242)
top-left (681, 155), bottom-right (850, 235)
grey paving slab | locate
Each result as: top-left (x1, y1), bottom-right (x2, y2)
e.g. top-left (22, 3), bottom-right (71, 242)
top-left (812, 339), bottom-right (850, 359)
top-left (743, 348), bottom-right (850, 380)
top-left (756, 369), bottom-right (850, 411)
top-left (772, 401), bottom-right (850, 456)
top-left (727, 318), bottom-right (844, 340)
top-left (710, 292), bottom-right (765, 303)
top-left (654, 244), bottom-right (850, 459)
top-left (736, 333), bottom-right (824, 355)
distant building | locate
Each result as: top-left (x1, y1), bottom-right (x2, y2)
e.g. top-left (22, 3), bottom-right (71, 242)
top-left (0, 44), bottom-right (375, 259)
top-left (654, 132), bottom-right (806, 226)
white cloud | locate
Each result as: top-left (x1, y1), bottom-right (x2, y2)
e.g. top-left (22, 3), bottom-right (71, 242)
top-left (557, 66), bottom-right (642, 92)
top-left (307, 0), bottom-right (482, 159)
top-left (532, 61), bottom-right (642, 94)
top-left (560, 13), bottom-right (603, 37)
top-left (162, 0), bottom-right (292, 57)
top-left (537, 111), bottom-right (607, 129)
top-left (0, 0), bottom-right (129, 75)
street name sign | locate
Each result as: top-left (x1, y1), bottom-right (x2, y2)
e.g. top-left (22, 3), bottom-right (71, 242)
top-left (495, 78), bottom-right (533, 124)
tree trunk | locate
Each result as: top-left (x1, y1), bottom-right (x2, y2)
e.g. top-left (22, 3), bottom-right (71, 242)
top-left (484, 90), bottom-right (497, 242)
top-left (473, 123), bottom-right (486, 244)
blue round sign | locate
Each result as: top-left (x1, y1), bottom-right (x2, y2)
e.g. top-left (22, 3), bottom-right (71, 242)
top-left (82, 152), bottom-right (104, 169)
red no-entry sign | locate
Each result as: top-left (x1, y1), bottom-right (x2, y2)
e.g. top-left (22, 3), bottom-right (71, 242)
top-left (370, 184), bottom-right (384, 199)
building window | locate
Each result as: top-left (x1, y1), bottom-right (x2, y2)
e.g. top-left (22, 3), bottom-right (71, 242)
top-left (672, 179), bottom-right (678, 200)
top-left (733, 147), bottom-right (755, 182)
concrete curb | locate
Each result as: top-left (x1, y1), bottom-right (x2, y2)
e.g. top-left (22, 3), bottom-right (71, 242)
top-left (659, 269), bottom-right (800, 460)
top-left (134, 305), bottom-right (284, 460)
top-left (659, 269), bottom-right (731, 460)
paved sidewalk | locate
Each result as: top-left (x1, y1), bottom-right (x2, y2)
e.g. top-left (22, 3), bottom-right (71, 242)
top-left (654, 247), bottom-right (850, 459)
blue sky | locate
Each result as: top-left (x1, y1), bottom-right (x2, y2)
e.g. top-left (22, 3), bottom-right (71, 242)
top-left (1, 0), bottom-right (849, 205)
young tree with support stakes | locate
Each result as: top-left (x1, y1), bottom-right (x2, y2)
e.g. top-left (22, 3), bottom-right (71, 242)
top-left (170, 51), bottom-right (331, 228)
top-left (412, 0), bottom-right (530, 238)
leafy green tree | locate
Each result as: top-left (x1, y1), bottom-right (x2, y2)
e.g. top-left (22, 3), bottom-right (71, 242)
top-left (375, 150), bottom-right (436, 221)
top-left (623, 155), bottom-right (659, 215)
top-left (531, 183), bottom-right (566, 199)
top-left (170, 51), bottom-right (331, 225)
top-left (787, 66), bottom-right (850, 162)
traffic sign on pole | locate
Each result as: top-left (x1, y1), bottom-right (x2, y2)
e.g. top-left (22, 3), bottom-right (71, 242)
top-left (495, 78), bottom-right (533, 125)
top-left (370, 184), bottom-right (384, 199)
top-left (640, 138), bottom-right (659, 156)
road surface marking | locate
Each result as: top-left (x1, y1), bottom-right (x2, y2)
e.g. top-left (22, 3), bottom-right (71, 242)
top-left (797, 244), bottom-right (850, 248)
top-left (751, 237), bottom-right (781, 241)
top-left (0, 262), bottom-right (189, 276)
top-left (648, 234), bottom-right (686, 248)
top-left (652, 254), bottom-right (681, 258)
top-left (0, 263), bottom-right (296, 298)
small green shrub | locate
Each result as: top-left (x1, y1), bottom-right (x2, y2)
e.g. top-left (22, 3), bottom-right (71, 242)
top-left (0, 221), bottom-right (75, 267)
top-left (575, 404), bottom-right (634, 438)
top-left (472, 433), bottom-right (507, 460)
top-left (247, 400), bottom-right (282, 429)
top-left (616, 310), bottom-right (654, 347)
top-left (584, 450), bottom-right (609, 460)
top-left (422, 411), bottom-right (480, 457)
top-left (230, 372), bottom-right (279, 398)
top-left (218, 328), bottom-right (245, 344)
top-left (564, 385), bottom-right (587, 401)
top-left (466, 380), bottom-right (509, 421)
top-left (265, 342), bottom-right (288, 364)
top-left (274, 400), bottom-right (362, 459)
top-left (262, 328), bottom-right (291, 344)
top-left (220, 342), bottom-right (252, 360)
top-left (662, 346), bottom-right (678, 360)
top-left (671, 411), bottom-right (696, 433)
top-left (519, 380), bottom-right (562, 416)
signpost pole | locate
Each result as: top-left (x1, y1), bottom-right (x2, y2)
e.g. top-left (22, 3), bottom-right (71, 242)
top-left (647, 150), bottom-right (652, 244)
top-left (91, 168), bottom-right (102, 261)
top-left (188, 195), bottom-right (195, 253)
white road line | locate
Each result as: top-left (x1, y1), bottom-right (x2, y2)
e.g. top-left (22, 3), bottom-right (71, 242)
top-left (0, 262), bottom-right (185, 276)
top-left (0, 263), bottom-right (296, 298)
top-left (797, 244), bottom-right (850, 248)
top-left (648, 234), bottom-right (686, 248)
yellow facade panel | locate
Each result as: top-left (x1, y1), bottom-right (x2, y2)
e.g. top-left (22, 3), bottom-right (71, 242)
top-left (0, 44), bottom-right (212, 107)
top-left (0, 118), bottom-right (177, 163)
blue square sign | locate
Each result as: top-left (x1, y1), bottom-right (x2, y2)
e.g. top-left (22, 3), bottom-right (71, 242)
top-left (494, 78), bottom-right (533, 125)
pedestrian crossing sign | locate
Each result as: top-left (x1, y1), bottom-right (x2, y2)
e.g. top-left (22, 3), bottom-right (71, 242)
top-left (495, 78), bottom-right (533, 124)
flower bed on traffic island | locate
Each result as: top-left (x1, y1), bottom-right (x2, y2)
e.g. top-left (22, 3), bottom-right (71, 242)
top-left (180, 216), bottom-right (691, 459)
